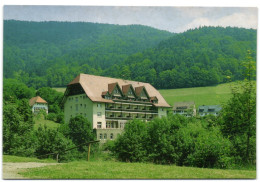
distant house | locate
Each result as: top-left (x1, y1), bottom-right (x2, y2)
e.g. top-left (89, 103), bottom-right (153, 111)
top-left (29, 96), bottom-right (48, 114)
top-left (172, 101), bottom-right (196, 117)
top-left (198, 105), bottom-right (222, 116)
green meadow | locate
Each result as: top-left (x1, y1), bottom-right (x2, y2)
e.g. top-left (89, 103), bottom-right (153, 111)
top-left (159, 82), bottom-right (235, 107)
top-left (4, 155), bottom-right (255, 179)
top-left (19, 159), bottom-right (255, 179)
top-left (33, 115), bottom-right (60, 130)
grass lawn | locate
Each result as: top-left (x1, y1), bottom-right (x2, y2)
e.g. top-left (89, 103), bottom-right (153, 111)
top-left (33, 115), bottom-right (60, 130)
top-left (3, 155), bottom-right (56, 163)
top-left (159, 82), bottom-right (235, 107)
top-left (20, 160), bottom-right (256, 179)
top-left (53, 87), bottom-right (66, 93)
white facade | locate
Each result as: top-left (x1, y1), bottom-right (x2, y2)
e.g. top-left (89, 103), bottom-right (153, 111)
top-left (32, 103), bottom-right (48, 114)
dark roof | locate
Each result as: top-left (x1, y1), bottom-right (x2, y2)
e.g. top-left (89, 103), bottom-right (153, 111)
top-left (122, 84), bottom-right (131, 95)
top-left (108, 82), bottom-right (118, 94)
top-left (198, 105), bottom-right (222, 112)
top-left (173, 101), bottom-right (195, 110)
top-left (135, 86), bottom-right (144, 97)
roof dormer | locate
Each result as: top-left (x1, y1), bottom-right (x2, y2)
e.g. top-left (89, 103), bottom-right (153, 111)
top-left (122, 84), bottom-right (137, 99)
top-left (108, 82), bottom-right (123, 98)
top-left (135, 86), bottom-right (150, 101)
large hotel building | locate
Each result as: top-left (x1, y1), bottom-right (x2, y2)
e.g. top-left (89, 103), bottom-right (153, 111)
top-left (62, 74), bottom-right (171, 142)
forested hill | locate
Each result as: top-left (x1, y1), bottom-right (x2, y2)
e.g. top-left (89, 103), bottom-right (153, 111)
top-left (4, 21), bottom-right (256, 89)
top-left (4, 20), bottom-right (173, 88)
top-left (113, 26), bottom-right (256, 89)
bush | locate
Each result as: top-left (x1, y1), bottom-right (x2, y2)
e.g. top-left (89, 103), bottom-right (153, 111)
top-left (56, 112), bottom-right (64, 123)
top-left (46, 113), bottom-right (56, 121)
top-left (145, 115), bottom-right (183, 164)
top-left (113, 119), bottom-right (147, 162)
top-left (111, 115), bottom-right (234, 169)
top-left (175, 121), bottom-right (232, 168)
top-left (35, 125), bottom-right (79, 162)
top-left (68, 116), bottom-right (95, 151)
top-left (3, 103), bottom-right (37, 157)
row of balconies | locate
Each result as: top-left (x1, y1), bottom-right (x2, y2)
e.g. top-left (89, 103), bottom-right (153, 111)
top-left (106, 104), bottom-right (157, 113)
top-left (105, 113), bottom-right (156, 120)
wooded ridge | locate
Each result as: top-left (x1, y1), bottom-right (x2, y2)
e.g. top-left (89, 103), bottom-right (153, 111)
top-left (4, 20), bottom-right (256, 89)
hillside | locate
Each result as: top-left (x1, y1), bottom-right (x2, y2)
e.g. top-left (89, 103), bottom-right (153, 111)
top-left (4, 20), bottom-right (173, 88)
top-left (159, 82), bottom-right (234, 107)
top-left (4, 22), bottom-right (256, 89)
top-left (118, 26), bottom-right (256, 89)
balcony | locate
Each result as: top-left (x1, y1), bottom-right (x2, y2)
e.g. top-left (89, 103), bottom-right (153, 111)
top-left (105, 107), bottom-right (158, 114)
top-left (106, 114), bottom-right (155, 121)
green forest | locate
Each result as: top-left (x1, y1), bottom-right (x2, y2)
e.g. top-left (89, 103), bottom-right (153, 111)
top-left (4, 20), bottom-right (256, 89)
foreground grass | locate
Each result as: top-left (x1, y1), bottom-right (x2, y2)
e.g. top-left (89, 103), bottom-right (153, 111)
top-left (159, 82), bottom-right (234, 107)
top-left (33, 115), bottom-right (60, 130)
top-left (20, 160), bottom-right (255, 179)
top-left (3, 155), bottom-right (56, 163)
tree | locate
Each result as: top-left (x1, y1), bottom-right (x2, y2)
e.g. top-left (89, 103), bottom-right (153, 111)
top-left (3, 103), bottom-right (36, 156)
top-left (113, 119), bottom-right (147, 162)
top-left (68, 116), bottom-right (94, 151)
top-left (220, 50), bottom-right (256, 163)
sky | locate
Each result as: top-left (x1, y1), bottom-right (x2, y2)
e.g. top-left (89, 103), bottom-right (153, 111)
top-left (3, 5), bottom-right (258, 33)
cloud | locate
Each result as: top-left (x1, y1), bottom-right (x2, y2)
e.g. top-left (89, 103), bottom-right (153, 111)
top-left (3, 6), bottom-right (258, 33)
top-left (178, 9), bottom-right (257, 32)
top-left (216, 12), bottom-right (258, 29)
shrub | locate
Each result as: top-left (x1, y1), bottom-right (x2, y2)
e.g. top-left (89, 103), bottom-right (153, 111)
top-left (35, 125), bottom-right (79, 162)
top-left (68, 116), bottom-right (95, 151)
top-left (176, 121), bottom-right (232, 168)
top-left (46, 113), bottom-right (56, 121)
top-left (3, 103), bottom-right (36, 157)
top-left (145, 115), bottom-right (183, 164)
top-left (113, 119), bottom-right (147, 162)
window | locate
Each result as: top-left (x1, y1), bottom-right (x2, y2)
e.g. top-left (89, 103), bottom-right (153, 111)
top-left (128, 90), bottom-right (132, 95)
top-left (75, 97), bottom-right (78, 102)
top-left (120, 123), bottom-right (125, 129)
top-left (99, 133), bottom-right (103, 140)
top-left (106, 122), bottom-right (111, 128)
top-left (97, 122), bottom-right (102, 129)
top-left (70, 106), bottom-right (72, 109)
top-left (110, 133), bottom-right (114, 140)
top-left (80, 104), bottom-right (82, 107)
top-left (97, 112), bottom-right (102, 117)
top-left (84, 113), bottom-right (87, 117)
top-left (84, 104), bottom-right (86, 108)
top-left (97, 103), bottom-right (102, 108)
top-left (75, 104), bottom-right (78, 111)
top-left (104, 133), bottom-right (107, 139)
top-left (160, 108), bottom-right (164, 111)
top-left (114, 89), bottom-right (119, 94)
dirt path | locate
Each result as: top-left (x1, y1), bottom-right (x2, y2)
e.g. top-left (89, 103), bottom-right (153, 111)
top-left (2, 162), bottom-right (60, 179)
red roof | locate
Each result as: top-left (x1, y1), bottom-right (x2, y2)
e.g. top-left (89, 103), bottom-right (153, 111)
top-left (29, 96), bottom-right (47, 106)
top-left (68, 74), bottom-right (171, 107)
